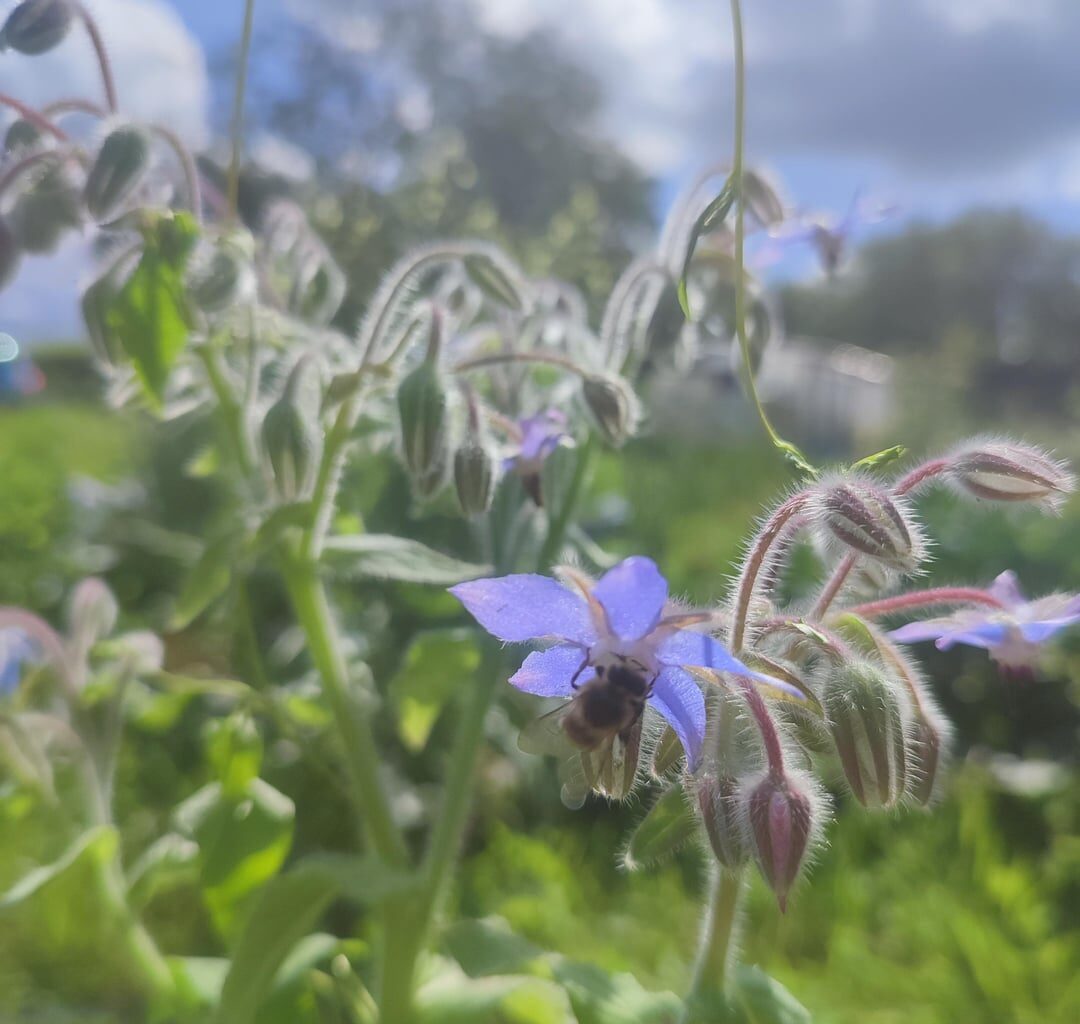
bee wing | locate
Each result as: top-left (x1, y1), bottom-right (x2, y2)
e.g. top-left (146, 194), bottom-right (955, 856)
top-left (518, 703), bottom-right (576, 758)
top-left (558, 755), bottom-right (591, 810)
top-left (583, 719), bottom-right (643, 802)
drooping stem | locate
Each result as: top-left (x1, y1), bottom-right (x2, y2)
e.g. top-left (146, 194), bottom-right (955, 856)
top-left (42, 97), bottom-right (107, 119)
top-left (811, 552), bottom-right (856, 619)
top-left (0, 93), bottom-right (68, 140)
top-left (74, 4), bottom-right (118, 112)
top-left (894, 457), bottom-right (949, 496)
top-left (227, 0), bottom-right (257, 223)
top-left (280, 558), bottom-right (407, 865)
top-left (451, 349), bottom-right (588, 378)
top-left (150, 124), bottom-right (203, 221)
top-left (730, 493), bottom-right (809, 652)
top-left (846, 587), bottom-right (1005, 620)
top-left (735, 677), bottom-right (784, 773)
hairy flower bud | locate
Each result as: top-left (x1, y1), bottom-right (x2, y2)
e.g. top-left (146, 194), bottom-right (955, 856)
top-left (947, 439), bottom-right (1074, 512)
top-left (814, 478), bottom-right (923, 572)
top-left (261, 360), bottom-right (321, 500)
top-left (822, 661), bottom-right (909, 808)
top-left (741, 168), bottom-right (786, 228)
top-left (0, 217), bottom-right (20, 293)
top-left (454, 436), bottom-right (497, 517)
top-left (8, 160), bottom-right (82, 254)
top-left (0, 0), bottom-right (73, 55)
top-left (746, 770), bottom-right (815, 910)
top-left (187, 234), bottom-right (256, 314)
top-left (83, 126), bottom-right (151, 223)
top-left (4, 119), bottom-right (44, 157)
top-left (397, 319), bottom-right (451, 498)
top-left (697, 773), bottom-right (751, 871)
top-left (906, 699), bottom-right (952, 807)
top-left (582, 373), bottom-right (638, 447)
top-left (68, 577), bottom-right (118, 654)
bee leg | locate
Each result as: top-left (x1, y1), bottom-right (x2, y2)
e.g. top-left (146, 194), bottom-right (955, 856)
top-left (569, 655), bottom-right (590, 691)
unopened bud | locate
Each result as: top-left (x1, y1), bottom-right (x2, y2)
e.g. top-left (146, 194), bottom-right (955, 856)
top-left (0, 217), bottom-right (20, 293)
top-left (261, 360), bottom-right (321, 500)
top-left (582, 373), bottom-right (638, 447)
top-left (397, 319), bottom-right (451, 498)
top-left (0, 0), bottom-right (73, 56)
top-left (697, 773), bottom-right (751, 870)
top-left (8, 160), bottom-right (82, 254)
top-left (83, 126), bottom-right (151, 223)
top-left (741, 169), bottom-right (786, 228)
top-left (822, 661), bottom-right (909, 808)
top-left (815, 478), bottom-right (923, 572)
top-left (746, 770), bottom-right (815, 911)
top-left (947, 439), bottom-right (1074, 512)
top-left (454, 437), bottom-right (497, 517)
top-left (906, 701), bottom-right (952, 807)
top-left (4, 119), bottom-right (45, 157)
top-left (187, 236), bottom-right (255, 314)
top-left (68, 577), bottom-right (118, 650)
top-left (462, 250), bottom-right (526, 311)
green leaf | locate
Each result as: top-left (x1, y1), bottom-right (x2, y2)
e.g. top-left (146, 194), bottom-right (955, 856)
top-left (323, 534), bottom-right (489, 585)
top-left (0, 826), bottom-right (118, 910)
top-left (731, 965), bottom-right (812, 1024)
top-left (678, 176), bottom-right (737, 319)
top-left (851, 444), bottom-right (908, 473)
top-left (623, 783), bottom-right (697, 870)
top-left (551, 958), bottom-right (683, 1024)
top-left (171, 534), bottom-right (236, 630)
top-left (216, 854), bottom-right (414, 1024)
top-left (443, 916), bottom-right (545, 978)
top-left (175, 779), bottom-right (295, 938)
top-left (389, 629), bottom-right (481, 752)
top-left (415, 958), bottom-right (571, 1024)
top-left (105, 210), bottom-right (199, 405)
top-left (127, 832), bottom-right (200, 911)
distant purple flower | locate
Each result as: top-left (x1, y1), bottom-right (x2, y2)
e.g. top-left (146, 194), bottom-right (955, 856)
top-left (504, 409), bottom-right (569, 504)
top-left (450, 555), bottom-right (799, 768)
top-left (0, 627), bottom-right (41, 694)
top-left (889, 571), bottom-right (1080, 672)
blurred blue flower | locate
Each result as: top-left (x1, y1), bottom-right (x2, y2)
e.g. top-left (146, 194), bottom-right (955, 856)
top-left (451, 555), bottom-right (797, 767)
top-left (503, 409), bottom-right (569, 504)
top-left (0, 627), bottom-right (41, 694)
top-left (889, 571), bottom-right (1080, 672)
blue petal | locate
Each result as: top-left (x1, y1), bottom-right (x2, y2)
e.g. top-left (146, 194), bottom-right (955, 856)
top-left (593, 556), bottom-right (668, 641)
top-left (1019, 614), bottom-right (1080, 644)
top-left (657, 629), bottom-right (803, 698)
top-left (450, 575), bottom-right (597, 644)
top-left (649, 666), bottom-right (705, 769)
top-left (988, 571), bottom-right (1025, 608)
top-left (889, 621), bottom-right (950, 645)
top-left (509, 643), bottom-right (587, 697)
top-left (934, 623), bottom-right (1008, 651)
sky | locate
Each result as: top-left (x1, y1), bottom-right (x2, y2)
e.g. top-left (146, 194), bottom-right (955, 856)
top-left (3, 0), bottom-right (1080, 341)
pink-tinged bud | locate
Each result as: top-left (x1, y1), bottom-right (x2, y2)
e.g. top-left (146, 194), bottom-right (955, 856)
top-left (822, 661), bottom-right (909, 808)
top-left (947, 439), bottom-right (1074, 512)
top-left (696, 773), bottom-right (751, 870)
top-left (745, 770), bottom-right (815, 911)
top-left (906, 700), bottom-right (952, 807)
top-left (814, 478), bottom-right (924, 572)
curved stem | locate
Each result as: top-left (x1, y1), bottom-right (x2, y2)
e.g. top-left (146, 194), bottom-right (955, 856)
top-left (227, 0), bottom-right (257, 223)
top-left (150, 124), bottom-right (203, 222)
top-left (811, 552), bottom-right (856, 620)
top-left (74, 4), bottom-right (118, 112)
top-left (0, 93), bottom-right (68, 141)
top-left (42, 97), bottom-right (108, 119)
top-left (846, 587), bottom-right (1004, 620)
top-left (451, 349), bottom-right (588, 379)
top-left (730, 494), bottom-right (809, 651)
top-left (894, 458), bottom-right (949, 496)
top-left (0, 149), bottom-right (70, 201)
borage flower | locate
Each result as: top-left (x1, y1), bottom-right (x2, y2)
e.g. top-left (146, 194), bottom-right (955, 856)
top-left (889, 571), bottom-right (1080, 673)
top-left (503, 409), bottom-right (569, 505)
top-left (0, 627), bottom-right (40, 695)
top-left (451, 555), bottom-right (799, 770)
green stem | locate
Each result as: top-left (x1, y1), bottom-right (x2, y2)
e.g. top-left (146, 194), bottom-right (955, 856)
top-left (685, 868), bottom-right (744, 1013)
top-left (727, 0), bottom-right (814, 477)
top-left (228, 0), bottom-right (257, 223)
top-left (537, 435), bottom-right (596, 570)
top-left (197, 345), bottom-right (255, 477)
top-left (302, 397), bottom-right (357, 562)
top-left (279, 557), bottom-right (407, 865)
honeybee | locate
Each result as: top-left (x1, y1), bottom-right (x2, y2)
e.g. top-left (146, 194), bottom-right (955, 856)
top-left (519, 654), bottom-right (654, 807)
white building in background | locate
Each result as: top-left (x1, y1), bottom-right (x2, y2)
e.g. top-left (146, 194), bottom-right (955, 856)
top-left (648, 335), bottom-right (896, 454)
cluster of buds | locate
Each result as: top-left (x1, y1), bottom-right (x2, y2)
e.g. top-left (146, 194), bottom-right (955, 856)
top-left (453, 434), bottom-right (1076, 913)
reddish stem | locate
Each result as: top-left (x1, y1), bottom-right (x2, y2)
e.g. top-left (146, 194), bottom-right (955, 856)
top-left (0, 94), bottom-right (68, 142)
top-left (847, 587), bottom-right (1005, 620)
top-left (42, 98), bottom-right (108, 119)
top-left (75, 4), bottom-right (118, 113)
top-left (735, 677), bottom-right (784, 773)
top-left (811, 552), bottom-right (856, 620)
top-left (731, 493), bottom-right (810, 652)
top-left (894, 458), bottom-right (949, 496)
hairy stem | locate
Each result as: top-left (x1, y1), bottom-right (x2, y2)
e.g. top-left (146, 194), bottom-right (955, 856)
top-left (894, 457), bottom-right (949, 496)
top-left (196, 346), bottom-right (255, 477)
top-left (150, 124), bottom-right (203, 221)
top-left (811, 552), bottom-right (856, 620)
top-left (280, 558), bottom-right (407, 864)
top-left (227, 0), bottom-right (257, 222)
top-left (0, 93), bottom-right (68, 140)
top-left (846, 587), bottom-right (1005, 620)
top-left (74, 4), bottom-right (118, 112)
top-left (537, 435), bottom-right (596, 569)
top-left (451, 350), bottom-right (588, 378)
